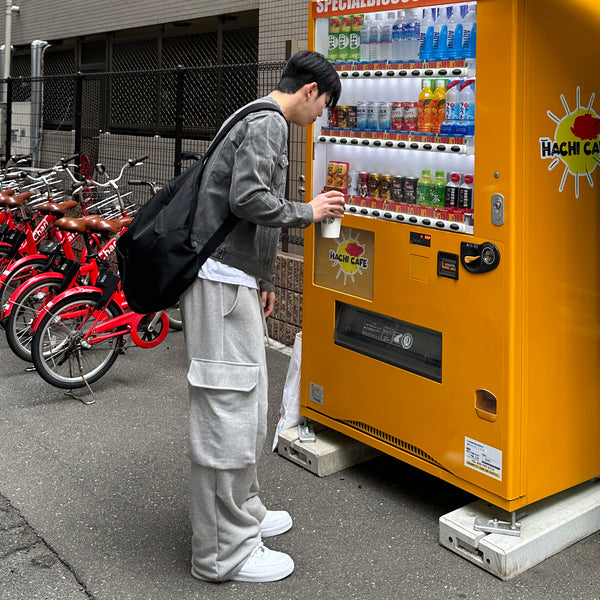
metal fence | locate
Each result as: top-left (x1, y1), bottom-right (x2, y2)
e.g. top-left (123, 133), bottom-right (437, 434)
top-left (0, 61), bottom-right (307, 251)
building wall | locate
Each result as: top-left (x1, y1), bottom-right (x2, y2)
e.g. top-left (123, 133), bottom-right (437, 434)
top-left (2, 0), bottom-right (310, 61)
top-left (3, 1), bottom-right (259, 45)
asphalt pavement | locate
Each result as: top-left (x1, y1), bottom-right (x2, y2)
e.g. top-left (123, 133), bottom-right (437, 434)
top-left (0, 328), bottom-right (599, 600)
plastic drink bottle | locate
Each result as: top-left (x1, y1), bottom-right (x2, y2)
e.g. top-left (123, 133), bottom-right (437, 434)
top-left (434, 6), bottom-right (450, 61)
top-left (432, 79), bottom-right (447, 134)
top-left (379, 12), bottom-right (394, 61)
top-left (338, 15), bottom-right (352, 61)
top-left (392, 11), bottom-right (406, 61)
top-left (403, 9), bottom-right (421, 61)
top-left (459, 173), bottom-right (474, 209)
top-left (440, 79), bottom-right (461, 135)
top-left (350, 14), bottom-right (364, 62)
top-left (445, 172), bottom-right (461, 207)
top-left (328, 16), bottom-right (341, 62)
top-left (431, 170), bottom-right (446, 208)
top-left (359, 15), bottom-right (371, 61)
top-left (369, 13), bottom-right (383, 61)
top-left (462, 4), bottom-right (477, 59)
top-left (448, 5), bottom-right (464, 59)
top-left (416, 169), bottom-right (433, 206)
top-left (457, 79), bottom-right (476, 135)
top-left (417, 78), bottom-right (434, 133)
top-left (419, 8), bottom-right (436, 61)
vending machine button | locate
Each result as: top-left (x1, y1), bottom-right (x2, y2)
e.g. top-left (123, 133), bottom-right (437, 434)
top-left (411, 69), bottom-right (421, 76)
top-left (437, 144), bottom-right (446, 152)
top-left (399, 70), bottom-right (408, 77)
top-left (350, 139), bottom-right (358, 145)
top-left (341, 72), bottom-right (349, 78)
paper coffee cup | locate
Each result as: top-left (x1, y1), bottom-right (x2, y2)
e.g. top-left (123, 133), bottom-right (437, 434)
top-left (321, 216), bottom-right (342, 238)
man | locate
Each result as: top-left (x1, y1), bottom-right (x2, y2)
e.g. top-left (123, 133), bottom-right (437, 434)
top-left (180, 50), bottom-right (345, 583)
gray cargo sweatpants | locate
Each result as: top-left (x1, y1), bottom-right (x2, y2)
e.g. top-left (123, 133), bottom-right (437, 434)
top-left (180, 277), bottom-right (269, 582)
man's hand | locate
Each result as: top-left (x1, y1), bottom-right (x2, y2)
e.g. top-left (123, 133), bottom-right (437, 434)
top-left (309, 190), bottom-right (345, 222)
top-left (261, 290), bottom-right (276, 318)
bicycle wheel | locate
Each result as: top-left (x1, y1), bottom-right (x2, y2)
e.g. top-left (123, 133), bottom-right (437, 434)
top-left (5, 274), bottom-right (64, 362)
top-left (31, 291), bottom-right (125, 389)
top-left (0, 257), bottom-right (47, 310)
top-left (164, 302), bottom-right (182, 331)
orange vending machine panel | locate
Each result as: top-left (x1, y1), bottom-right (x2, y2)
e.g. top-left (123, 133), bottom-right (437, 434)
top-left (302, 0), bottom-right (600, 512)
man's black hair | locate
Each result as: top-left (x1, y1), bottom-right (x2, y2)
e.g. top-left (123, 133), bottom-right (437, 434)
top-left (276, 50), bottom-right (341, 108)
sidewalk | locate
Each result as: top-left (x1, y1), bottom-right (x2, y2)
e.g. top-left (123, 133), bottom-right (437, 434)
top-left (0, 330), bottom-right (598, 600)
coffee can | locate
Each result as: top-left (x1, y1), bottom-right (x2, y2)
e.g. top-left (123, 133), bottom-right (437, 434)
top-left (380, 174), bottom-right (394, 201)
top-left (347, 105), bottom-right (357, 129)
top-left (403, 176), bottom-right (419, 204)
top-left (337, 105), bottom-right (349, 128)
top-left (347, 170), bottom-right (360, 196)
top-left (327, 105), bottom-right (338, 128)
top-left (392, 175), bottom-right (405, 201)
top-left (358, 172), bottom-right (369, 197)
top-left (367, 172), bottom-right (381, 199)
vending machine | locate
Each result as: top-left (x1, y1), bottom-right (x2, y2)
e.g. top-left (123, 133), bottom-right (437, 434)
top-left (301, 0), bottom-right (600, 512)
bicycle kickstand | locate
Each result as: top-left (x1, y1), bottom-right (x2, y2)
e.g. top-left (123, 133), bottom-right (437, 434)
top-left (64, 350), bottom-right (96, 405)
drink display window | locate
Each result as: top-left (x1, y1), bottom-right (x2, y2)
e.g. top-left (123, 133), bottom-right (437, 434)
top-left (314, 2), bottom-right (477, 234)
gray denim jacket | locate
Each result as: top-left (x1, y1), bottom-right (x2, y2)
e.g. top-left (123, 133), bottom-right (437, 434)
top-left (190, 97), bottom-right (314, 291)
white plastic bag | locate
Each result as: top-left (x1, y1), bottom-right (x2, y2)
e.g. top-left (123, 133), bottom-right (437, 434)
top-left (272, 332), bottom-right (303, 450)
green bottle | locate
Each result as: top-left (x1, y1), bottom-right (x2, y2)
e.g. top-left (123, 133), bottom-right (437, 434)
top-left (416, 169), bottom-right (432, 206)
top-left (431, 170), bottom-right (446, 208)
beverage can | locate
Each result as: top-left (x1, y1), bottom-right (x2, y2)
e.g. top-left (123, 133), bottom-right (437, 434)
top-left (348, 105), bottom-right (357, 129)
top-left (337, 105), bottom-right (350, 128)
top-left (391, 102), bottom-right (405, 130)
top-left (358, 172), bottom-right (369, 197)
top-left (356, 101), bottom-right (368, 130)
top-left (392, 175), bottom-right (405, 201)
top-left (347, 170), bottom-right (360, 196)
top-left (328, 106), bottom-right (339, 127)
top-left (367, 172), bottom-right (381, 198)
top-left (380, 174), bottom-right (394, 201)
top-left (403, 176), bottom-right (418, 204)
top-left (404, 102), bottom-right (418, 131)
top-left (367, 101), bottom-right (381, 130)
top-left (379, 102), bottom-right (392, 131)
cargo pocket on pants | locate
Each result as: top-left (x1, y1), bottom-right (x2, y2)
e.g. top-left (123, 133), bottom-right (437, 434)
top-left (187, 358), bottom-right (261, 469)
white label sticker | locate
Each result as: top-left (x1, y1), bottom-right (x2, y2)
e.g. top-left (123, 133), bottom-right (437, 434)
top-left (465, 437), bottom-right (502, 480)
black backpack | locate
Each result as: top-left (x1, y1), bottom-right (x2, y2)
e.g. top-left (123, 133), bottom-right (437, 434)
top-left (116, 101), bottom-right (282, 314)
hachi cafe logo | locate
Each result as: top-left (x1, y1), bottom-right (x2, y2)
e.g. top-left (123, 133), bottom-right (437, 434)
top-left (540, 87), bottom-right (600, 199)
top-left (328, 231), bottom-right (368, 284)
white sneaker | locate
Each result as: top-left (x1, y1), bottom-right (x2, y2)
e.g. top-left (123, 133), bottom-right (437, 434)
top-left (231, 543), bottom-right (294, 582)
top-left (259, 510), bottom-right (293, 538)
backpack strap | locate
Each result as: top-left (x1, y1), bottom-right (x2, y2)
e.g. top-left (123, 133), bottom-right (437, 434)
top-left (187, 101), bottom-right (284, 248)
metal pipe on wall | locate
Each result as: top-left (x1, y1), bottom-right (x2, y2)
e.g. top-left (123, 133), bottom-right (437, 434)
top-left (30, 40), bottom-right (49, 167)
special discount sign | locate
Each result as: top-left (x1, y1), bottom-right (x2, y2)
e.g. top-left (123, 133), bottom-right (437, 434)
top-left (312, 0), bottom-right (457, 18)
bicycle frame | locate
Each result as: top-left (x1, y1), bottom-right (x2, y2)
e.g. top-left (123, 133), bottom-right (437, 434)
top-left (30, 284), bottom-right (169, 349)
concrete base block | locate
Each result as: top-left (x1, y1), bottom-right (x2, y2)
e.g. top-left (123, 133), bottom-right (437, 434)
top-left (277, 424), bottom-right (381, 477)
top-left (439, 479), bottom-right (600, 580)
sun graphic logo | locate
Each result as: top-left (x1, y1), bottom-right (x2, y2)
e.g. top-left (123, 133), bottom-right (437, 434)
top-left (539, 87), bottom-right (600, 198)
top-left (328, 231), bottom-right (368, 284)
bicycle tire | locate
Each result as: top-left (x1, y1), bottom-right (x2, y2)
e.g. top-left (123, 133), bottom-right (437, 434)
top-left (5, 274), bottom-right (64, 362)
top-left (165, 302), bottom-right (182, 331)
top-left (31, 291), bottom-right (125, 389)
top-left (0, 257), bottom-right (47, 310)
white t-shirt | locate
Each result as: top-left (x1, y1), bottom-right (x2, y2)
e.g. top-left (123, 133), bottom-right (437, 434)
top-left (198, 258), bottom-right (259, 290)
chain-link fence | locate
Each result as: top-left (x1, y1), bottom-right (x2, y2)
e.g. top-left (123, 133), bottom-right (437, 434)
top-left (0, 61), bottom-right (306, 252)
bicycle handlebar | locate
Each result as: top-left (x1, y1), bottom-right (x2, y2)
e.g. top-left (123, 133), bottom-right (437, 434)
top-left (128, 155), bottom-right (149, 167)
